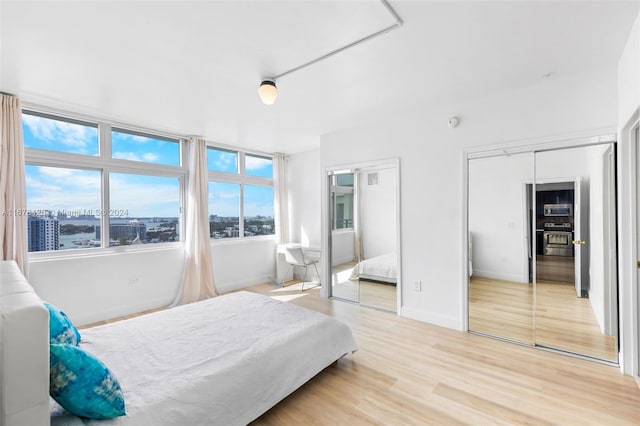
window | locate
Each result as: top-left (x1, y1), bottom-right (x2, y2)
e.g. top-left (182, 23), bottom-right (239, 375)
top-left (208, 182), bottom-right (240, 239)
top-left (245, 154), bottom-right (273, 178)
top-left (25, 165), bottom-right (101, 251)
top-left (330, 173), bottom-right (354, 230)
top-left (23, 111), bottom-right (98, 156)
top-left (243, 185), bottom-right (274, 236)
top-left (112, 129), bottom-right (180, 166)
top-left (23, 110), bottom-right (185, 253)
top-left (109, 173), bottom-right (181, 245)
top-left (207, 149), bottom-right (274, 239)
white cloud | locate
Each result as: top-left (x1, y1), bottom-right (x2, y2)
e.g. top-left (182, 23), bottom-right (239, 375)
top-left (245, 155), bottom-right (271, 171)
top-left (26, 167), bottom-right (101, 212)
top-left (37, 167), bottom-right (74, 178)
top-left (113, 151), bottom-right (141, 162)
top-left (142, 152), bottom-right (159, 162)
top-left (209, 191), bottom-right (238, 200)
top-left (213, 152), bottom-right (237, 171)
top-left (23, 114), bottom-right (95, 154)
top-left (108, 175), bottom-right (179, 217)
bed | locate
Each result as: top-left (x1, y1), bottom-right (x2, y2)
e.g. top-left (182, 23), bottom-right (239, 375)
top-left (0, 260), bottom-right (357, 426)
top-left (349, 252), bottom-right (397, 284)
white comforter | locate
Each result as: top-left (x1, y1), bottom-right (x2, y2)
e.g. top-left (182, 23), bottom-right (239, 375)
top-left (51, 291), bottom-right (357, 426)
top-left (349, 252), bottom-right (397, 283)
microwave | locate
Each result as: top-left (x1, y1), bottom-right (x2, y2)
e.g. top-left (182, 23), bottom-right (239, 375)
top-left (543, 203), bottom-right (572, 217)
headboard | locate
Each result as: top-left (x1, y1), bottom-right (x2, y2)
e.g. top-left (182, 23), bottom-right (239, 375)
top-left (0, 260), bottom-right (50, 426)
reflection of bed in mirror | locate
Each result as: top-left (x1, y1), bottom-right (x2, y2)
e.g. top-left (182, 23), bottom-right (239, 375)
top-left (349, 252), bottom-right (397, 285)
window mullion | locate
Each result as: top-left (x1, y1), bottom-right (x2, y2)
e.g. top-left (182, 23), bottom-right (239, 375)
top-left (101, 170), bottom-right (110, 248)
top-left (100, 124), bottom-right (110, 249)
top-left (238, 151), bottom-right (246, 176)
top-left (239, 183), bottom-right (244, 238)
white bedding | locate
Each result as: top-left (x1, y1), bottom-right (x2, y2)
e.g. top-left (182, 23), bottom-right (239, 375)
top-left (349, 252), bottom-right (397, 284)
top-left (50, 291), bottom-right (357, 426)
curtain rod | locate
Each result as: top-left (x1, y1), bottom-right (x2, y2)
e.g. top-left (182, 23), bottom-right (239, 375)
top-left (270, 0), bottom-right (403, 81)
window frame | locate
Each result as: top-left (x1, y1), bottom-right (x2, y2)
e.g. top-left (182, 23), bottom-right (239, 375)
top-left (206, 146), bottom-right (275, 242)
top-left (23, 107), bottom-right (188, 259)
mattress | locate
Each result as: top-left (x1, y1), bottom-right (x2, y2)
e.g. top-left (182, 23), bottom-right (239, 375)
top-left (50, 291), bottom-right (357, 426)
top-left (349, 252), bottom-right (397, 283)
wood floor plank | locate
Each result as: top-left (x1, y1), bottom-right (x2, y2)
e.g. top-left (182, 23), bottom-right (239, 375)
top-left (91, 282), bottom-right (640, 425)
top-left (248, 282), bottom-right (640, 425)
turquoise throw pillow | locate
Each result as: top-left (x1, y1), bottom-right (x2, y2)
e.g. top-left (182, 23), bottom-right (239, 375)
top-left (50, 343), bottom-right (126, 419)
top-left (44, 302), bottom-right (81, 345)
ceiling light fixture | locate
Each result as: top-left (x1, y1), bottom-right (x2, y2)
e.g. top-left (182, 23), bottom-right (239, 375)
top-left (258, 0), bottom-right (403, 105)
top-left (258, 80), bottom-right (278, 105)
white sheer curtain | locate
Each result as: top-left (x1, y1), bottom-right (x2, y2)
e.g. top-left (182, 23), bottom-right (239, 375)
top-left (0, 94), bottom-right (28, 274)
top-left (171, 138), bottom-right (217, 306)
top-left (273, 153), bottom-right (290, 244)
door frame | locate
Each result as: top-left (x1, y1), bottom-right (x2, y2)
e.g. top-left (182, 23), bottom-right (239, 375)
top-left (322, 158), bottom-right (402, 314)
top-left (617, 110), bottom-right (640, 377)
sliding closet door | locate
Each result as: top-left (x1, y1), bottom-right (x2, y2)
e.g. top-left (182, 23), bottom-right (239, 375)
top-left (534, 144), bottom-right (618, 362)
top-left (468, 152), bottom-right (534, 344)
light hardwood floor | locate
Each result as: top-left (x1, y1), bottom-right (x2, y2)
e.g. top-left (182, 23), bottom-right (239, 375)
top-left (332, 261), bottom-right (397, 312)
top-left (469, 276), bottom-right (617, 362)
top-left (536, 255), bottom-right (575, 284)
top-left (248, 282), bottom-right (640, 425)
top-left (86, 283), bottom-right (639, 424)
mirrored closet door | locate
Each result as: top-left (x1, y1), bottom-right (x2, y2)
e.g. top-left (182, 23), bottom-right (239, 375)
top-left (468, 152), bottom-right (535, 345)
top-left (468, 140), bottom-right (618, 363)
top-left (533, 144), bottom-right (618, 362)
top-left (328, 163), bottom-right (399, 312)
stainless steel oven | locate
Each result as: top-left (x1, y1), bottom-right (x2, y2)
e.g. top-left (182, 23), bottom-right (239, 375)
top-left (543, 231), bottom-right (573, 256)
top-left (543, 203), bottom-right (573, 217)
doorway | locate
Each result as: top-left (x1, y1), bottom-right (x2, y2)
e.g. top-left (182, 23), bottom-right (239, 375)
top-left (467, 139), bottom-right (619, 363)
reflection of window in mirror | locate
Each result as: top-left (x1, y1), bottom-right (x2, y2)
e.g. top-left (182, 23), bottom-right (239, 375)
top-left (331, 174), bottom-right (354, 230)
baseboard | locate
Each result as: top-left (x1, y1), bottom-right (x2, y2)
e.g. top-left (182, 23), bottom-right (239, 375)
top-left (473, 269), bottom-right (528, 283)
top-left (400, 306), bottom-right (462, 331)
top-left (216, 274), bottom-right (273, 294)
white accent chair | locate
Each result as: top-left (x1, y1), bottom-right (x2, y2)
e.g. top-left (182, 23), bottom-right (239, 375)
top-left (282, 246), bottom-right (320, 291)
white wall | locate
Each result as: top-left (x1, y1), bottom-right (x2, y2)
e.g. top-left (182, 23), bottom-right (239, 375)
top-left (29, 247), bottom-right (184, 326)
top-left (29, 238), bottom-right (276, 326)
top-left (287, 149), bottom-right (321, 247)
top-left (618, 14), bottom-right (640, 130)
top-left (359, 168), bottom-right (396, 259)
top-left (469, 153), bottom-right (531, 283)
top-left (617, 11), bottom-right (640, 375)
top-left (210, 239), bottom-right (277, 293)
top-left (331, 230), bottom-right (355, 265)
top-left (317, 67), bottom-right (617, 330)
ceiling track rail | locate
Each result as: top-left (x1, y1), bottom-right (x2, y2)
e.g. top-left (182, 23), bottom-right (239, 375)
top-left (270, 0), bottom-right (403, 81)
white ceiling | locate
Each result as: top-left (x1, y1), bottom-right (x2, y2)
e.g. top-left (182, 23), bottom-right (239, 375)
top-left (1, 1), bottom-right (638, 154)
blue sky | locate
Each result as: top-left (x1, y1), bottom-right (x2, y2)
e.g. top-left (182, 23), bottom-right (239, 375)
top-left (23, 113), bottom-right (274, 218)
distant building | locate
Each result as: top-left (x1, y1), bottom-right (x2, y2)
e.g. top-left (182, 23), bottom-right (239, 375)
top-left (28, 216), bottom-right (59, 252)
top-left (95, 220), bottom-right (147, 243)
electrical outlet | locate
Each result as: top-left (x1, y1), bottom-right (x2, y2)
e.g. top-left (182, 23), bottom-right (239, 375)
top-left (414, 280), bottom-right (422, 291)
top-left (128, 277), bottom-right (139, 285)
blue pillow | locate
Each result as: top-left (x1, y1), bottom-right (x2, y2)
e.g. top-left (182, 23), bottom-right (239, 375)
top-left (50, 343), bottom-right (126, 419)
top-left (44, 302), bottom-right (81, 345)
